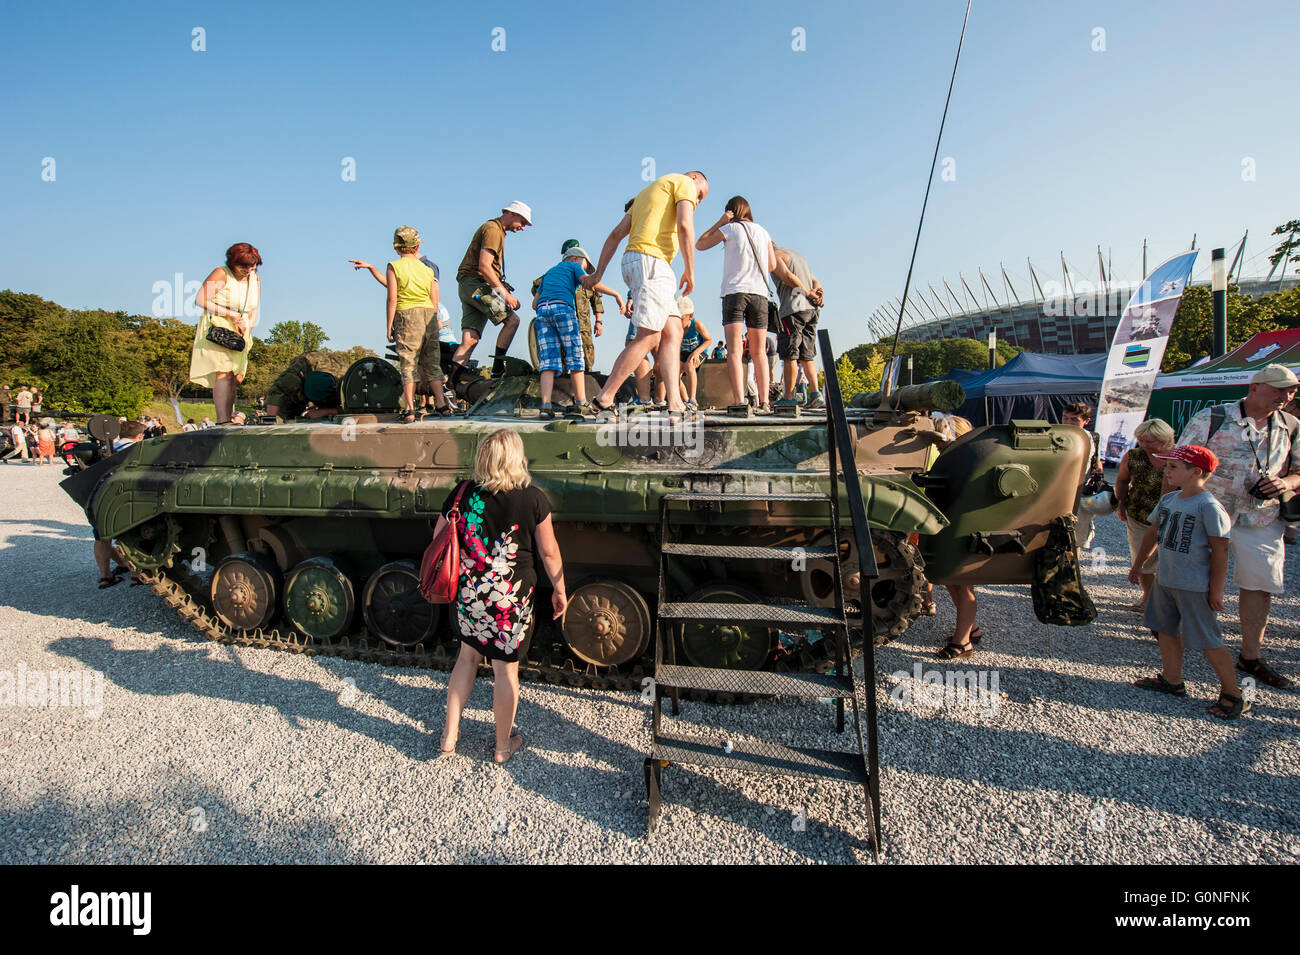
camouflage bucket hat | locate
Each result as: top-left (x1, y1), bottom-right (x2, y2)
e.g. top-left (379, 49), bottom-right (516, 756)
top-left (393, 225), bottom-right (421, 250)
top-left (303, 371), bottom-right (339, 404)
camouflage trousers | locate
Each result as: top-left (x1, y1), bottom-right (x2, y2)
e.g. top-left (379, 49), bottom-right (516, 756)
top-left (391, 307), bottom-right (444, 385)
top-left (579, 312), bottom-right (595, 371)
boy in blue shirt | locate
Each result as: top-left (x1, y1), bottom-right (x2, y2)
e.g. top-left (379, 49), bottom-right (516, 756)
top-left (1130, 445), bottom-right (1247, 719)
top-left (532, 248), bottom-right (624, 418)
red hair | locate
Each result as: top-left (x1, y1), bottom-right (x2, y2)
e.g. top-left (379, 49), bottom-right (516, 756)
top-left (225, 242), bottom-right (263, 269)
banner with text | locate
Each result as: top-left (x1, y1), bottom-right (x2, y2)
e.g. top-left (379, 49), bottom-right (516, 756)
top-left (1095, 250), bottom-right (1198, 462)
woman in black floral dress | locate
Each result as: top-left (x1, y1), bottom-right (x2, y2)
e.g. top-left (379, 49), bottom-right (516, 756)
top-left (436, 429), bottom-right (567, 763)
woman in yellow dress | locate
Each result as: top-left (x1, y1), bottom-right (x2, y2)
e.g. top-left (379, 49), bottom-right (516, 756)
top-left (190, 242), bottom-right (262, 424)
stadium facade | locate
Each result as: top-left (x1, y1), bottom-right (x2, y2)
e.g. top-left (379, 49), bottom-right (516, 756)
top-left (872, 238), bottom-right (1298, 354)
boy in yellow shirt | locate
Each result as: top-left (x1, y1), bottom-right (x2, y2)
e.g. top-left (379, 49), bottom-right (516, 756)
top-left (386, 226), bottom-right (450, 420)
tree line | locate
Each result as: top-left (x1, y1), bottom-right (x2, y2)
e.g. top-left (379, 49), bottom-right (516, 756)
top-left (0, 291), bottom-right (373, 417)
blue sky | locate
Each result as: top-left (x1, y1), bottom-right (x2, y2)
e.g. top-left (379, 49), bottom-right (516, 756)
top-left (2, 0), bottom-right (1296, 369)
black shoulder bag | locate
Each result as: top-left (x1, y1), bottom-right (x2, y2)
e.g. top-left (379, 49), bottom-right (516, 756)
top-left (205, 271), bottom-right (255, 352)
top-left (739, 222), bottom-right (780, 329)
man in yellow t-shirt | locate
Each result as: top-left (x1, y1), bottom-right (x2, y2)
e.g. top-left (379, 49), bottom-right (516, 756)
top-left (582, 171), bottom-right (709, 419)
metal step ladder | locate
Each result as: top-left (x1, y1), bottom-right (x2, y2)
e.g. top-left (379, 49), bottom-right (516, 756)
top-left (644, 331), bottom-right (883, 854)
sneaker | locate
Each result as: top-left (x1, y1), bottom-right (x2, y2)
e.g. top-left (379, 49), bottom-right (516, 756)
top-left (805, 391), bottom-right (825, 409)
top-left (1237, 655), bottom-right (1294, 690)
top-left (772, 396), bottom-right (798, 409)
top-left (628, 396), bottom-right (653, 407)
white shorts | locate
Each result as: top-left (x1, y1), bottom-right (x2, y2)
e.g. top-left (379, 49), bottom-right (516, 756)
top-left (621, 251), bottom-right (678, 333)
top-left (1125, 517), bottom-right (1158, 574)
top-left (1230, 518), bottom-right (1285, 594)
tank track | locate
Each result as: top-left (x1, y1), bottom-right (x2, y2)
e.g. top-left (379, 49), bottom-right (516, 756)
top-left (136, 530), bottom-right (924, 699)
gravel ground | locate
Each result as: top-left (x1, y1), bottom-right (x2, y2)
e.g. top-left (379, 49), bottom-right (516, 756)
top-left (1, 463), bottom-right (1297, 864)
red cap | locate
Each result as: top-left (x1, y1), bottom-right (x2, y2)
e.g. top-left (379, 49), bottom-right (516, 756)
top-left (1153, 444), bottom-right (1218, 473)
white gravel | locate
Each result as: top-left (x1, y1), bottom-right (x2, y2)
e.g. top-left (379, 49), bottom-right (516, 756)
top-left (1, 462), bottom-right (1297, 864)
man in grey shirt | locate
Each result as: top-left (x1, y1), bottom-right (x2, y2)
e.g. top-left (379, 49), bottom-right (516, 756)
top-left (771, 246), bottom-right (825, 409)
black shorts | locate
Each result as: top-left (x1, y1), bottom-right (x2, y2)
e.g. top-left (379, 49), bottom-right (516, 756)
top-left (777, 309), bottom-right (818, 361)
top-left (721, 292), bottom-right (769, 330)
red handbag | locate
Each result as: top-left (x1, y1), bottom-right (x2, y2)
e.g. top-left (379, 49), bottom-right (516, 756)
top-left (419, 481), bottom-right (470, 604)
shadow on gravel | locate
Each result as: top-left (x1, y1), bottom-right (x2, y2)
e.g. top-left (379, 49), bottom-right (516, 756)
top-left (876, 702), bottom-right (1297, 836)
top-left (46, 636), bottom-right (433, 760)
top-left (2, 780), bottom-right (364, 864)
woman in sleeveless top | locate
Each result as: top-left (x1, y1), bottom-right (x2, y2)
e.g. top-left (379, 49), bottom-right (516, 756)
top-left (695, 196), bottom-right (807, 411)
top-left (437, 430), bottom-right (567, 764)
top-left (190, 242), bottom-right (262, 424)
top-left (1116, 418), bottom-right (1176, 611)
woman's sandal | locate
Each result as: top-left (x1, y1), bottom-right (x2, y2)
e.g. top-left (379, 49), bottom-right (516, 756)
top-left (438, 731), bottom-right (458, 758)
top-left (398, 409), bottom-right (418, 424)
top-left (590, 396), bottom-right (618, 420)
top-left (98, 574), bottom-right (122, 589)
top-left (936, 640), bottom-right (973, 660)
top-left (493, 732), bottom-right (524, 764)
top-left (1208, 691), bottom-right (1251, 720)
top-left (1133, 673), bottom-right (1187, 696)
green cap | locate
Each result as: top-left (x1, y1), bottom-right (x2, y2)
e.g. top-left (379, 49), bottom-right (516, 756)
top-left (561, 238), bottom-right (580, 254)
top-left (393, 225), bottom-right (421, 250)
top-left (303, 371), bottom-right (339, 404)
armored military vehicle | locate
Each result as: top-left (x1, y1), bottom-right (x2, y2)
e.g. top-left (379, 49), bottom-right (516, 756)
top-left (63, 355), bottom-right (1092, 689)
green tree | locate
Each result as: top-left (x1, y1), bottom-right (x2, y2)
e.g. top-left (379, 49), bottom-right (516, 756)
top-left (1269, 219), bottom-right (1300, 276)
top-left (1164, 285), bottom-right (1289, 371)
top-left (832, 352), bottom-right (883, 398)
top-left (265, 321), bottom-right (329, 352)
top-left (132, 317), bottom-right (197, 417)
top-left (31, 310), bottom-right (151, 416)
top-left (0, 290), bottom-right (63, 383)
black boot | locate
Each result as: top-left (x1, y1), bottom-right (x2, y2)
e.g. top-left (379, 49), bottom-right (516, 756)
top-left (490, 349), bottom-right (508, 379)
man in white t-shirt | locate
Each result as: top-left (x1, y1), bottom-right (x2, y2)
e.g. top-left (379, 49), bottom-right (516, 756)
top-left (6, 422), bottom-right (29, 462)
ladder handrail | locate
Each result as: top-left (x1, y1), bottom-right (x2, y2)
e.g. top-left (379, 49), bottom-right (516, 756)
top-left (817, 328), bottom-right (883, 849)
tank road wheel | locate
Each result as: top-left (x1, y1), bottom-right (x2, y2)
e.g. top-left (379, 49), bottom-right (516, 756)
top-left (115, 516), bottom-right (182, 571)
top-left (562, 579), bottom-right (652, 667)
top-left (798, 531), bottom-right (926, 645)
top-left (211, 553), bottom-right (282, 632)
top-left (363, 561), bottom-right (441, 647)
top-left (678, 584), bottom-right (775, 671)
top-left (284, 558), bottom-right (357, 643)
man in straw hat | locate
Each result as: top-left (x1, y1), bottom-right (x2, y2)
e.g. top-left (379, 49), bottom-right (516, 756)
top-left (1179, 363), bottom-right (1300, 689)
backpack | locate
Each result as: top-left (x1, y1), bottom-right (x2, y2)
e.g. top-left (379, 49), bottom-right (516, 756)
top-left (1031, 516), bottom-right (1097, 626)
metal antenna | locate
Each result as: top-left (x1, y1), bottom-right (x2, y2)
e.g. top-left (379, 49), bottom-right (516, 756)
top-left (887, 0), bottom-right (973, 362)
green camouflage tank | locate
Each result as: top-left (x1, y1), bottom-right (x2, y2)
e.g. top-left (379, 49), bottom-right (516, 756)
top-left (63, 358), bottom-right (1091, 688)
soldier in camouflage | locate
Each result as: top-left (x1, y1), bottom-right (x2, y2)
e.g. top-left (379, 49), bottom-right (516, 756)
top-left (264, 351), bottom-right (354, 419)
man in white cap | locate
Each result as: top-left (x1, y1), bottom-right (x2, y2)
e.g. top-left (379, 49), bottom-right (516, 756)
top-left (450, 201), bottom-right (532, 380)
top-left (582, 171), bottom-right (709, 420)
top-left (1179, 363), bottom-right (1300, 689)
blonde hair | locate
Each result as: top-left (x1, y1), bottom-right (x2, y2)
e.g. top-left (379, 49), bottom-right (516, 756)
top-left (1134, 417), bottom-right (1175, 448)
top-left (474, 429), bottom-right (532, 494)
top-left (936, 413), bottom-right (973, 443)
